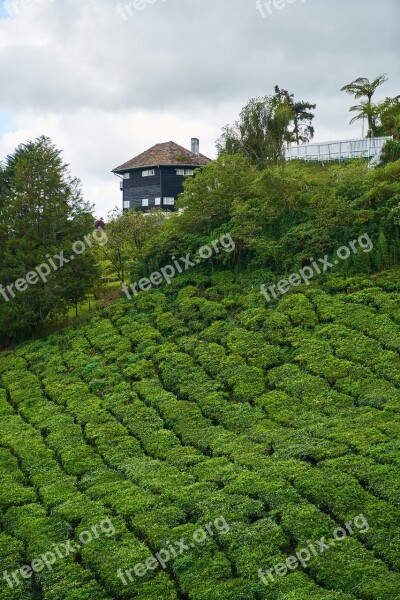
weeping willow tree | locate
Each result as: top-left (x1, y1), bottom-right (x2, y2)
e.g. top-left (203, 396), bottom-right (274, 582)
top-left (216, 95), bottom-right (294, 168)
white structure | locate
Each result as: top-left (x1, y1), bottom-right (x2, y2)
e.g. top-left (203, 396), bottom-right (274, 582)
top-left (286, 137), bottom-right (391, 163)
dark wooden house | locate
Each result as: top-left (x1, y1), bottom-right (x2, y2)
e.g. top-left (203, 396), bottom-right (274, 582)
top-left (112, 138), bottom-right (211, 212)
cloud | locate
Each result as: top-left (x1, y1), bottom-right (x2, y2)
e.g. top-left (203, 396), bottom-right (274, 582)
top-left (0, 0), bottom-right (398, 215)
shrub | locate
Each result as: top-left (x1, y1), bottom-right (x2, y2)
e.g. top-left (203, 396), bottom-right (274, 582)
top-left (380, 139), bottom-right (400, 165)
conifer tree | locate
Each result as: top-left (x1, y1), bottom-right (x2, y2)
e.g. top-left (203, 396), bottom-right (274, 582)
top-left (0, 136), bottom-right (99, 340)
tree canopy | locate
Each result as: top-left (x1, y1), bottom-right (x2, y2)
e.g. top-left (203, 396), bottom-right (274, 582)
top-left (341, 74), bottom-right (388, 137)
top-left (216, 88), bottom-right (316, 168)
top-left (0, 136), bottom-right (100, 341)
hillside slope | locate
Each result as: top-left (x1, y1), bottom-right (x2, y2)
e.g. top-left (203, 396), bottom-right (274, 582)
top-left (1, 269), bottom-right (400, 600)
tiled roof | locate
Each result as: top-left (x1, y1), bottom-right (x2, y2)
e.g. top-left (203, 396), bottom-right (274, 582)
top-left (112, 141), bottom-right (211, 172)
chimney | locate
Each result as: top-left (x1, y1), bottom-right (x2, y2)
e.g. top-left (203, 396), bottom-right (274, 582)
top-left (191, 138), bottom-right (200, 155)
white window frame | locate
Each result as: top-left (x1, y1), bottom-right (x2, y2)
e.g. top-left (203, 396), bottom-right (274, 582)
top-left (123, 173), bottom-right (130, 179)
top-left (123, 200), bottom-right (130, 209)
top-left (176, 169), bottom-right (194, 176)
top-left (142, 199), bottom-right (149, 207)
top-left (163, 197), bottom-right (175, 206)
top-left (142, 169), bottom-right (155, 177)
top-left (155, 197), bottom-right (161, 206)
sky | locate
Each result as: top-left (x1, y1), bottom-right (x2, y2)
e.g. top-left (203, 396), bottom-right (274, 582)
top-left (0, 0), bottom-right (398, 217)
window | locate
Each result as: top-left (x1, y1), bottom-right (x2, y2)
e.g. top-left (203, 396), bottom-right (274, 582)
top-left (142, 169), bottom-right (155, 177)
top-left (142, 199), bottom-right (149, 207)
top-left (123, 173), bottom-right (130, 179)
top-left (123, 201), bottom-right (130, 209)
top-left (163, 197), bottom-right (175, 206)
top-left (155, 197), bottom-right (161, 206)
top-left (176, 169), bottom-right (194, 176)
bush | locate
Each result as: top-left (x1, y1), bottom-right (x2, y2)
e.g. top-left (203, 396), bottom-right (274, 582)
top-left (380, 140), bottom-right (400, 165)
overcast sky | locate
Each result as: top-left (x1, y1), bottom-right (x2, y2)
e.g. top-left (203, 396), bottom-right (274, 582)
top-left (0, 0), bottom-right (398, 217)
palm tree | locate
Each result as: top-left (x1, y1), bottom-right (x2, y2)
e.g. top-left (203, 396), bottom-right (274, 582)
top-left (341, 74), bottom-right (388, 137)
top-left (348, 100), bottom-right (380, 138)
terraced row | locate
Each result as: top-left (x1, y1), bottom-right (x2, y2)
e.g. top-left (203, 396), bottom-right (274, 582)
top-left (1, 272), bottom-right (400, 599)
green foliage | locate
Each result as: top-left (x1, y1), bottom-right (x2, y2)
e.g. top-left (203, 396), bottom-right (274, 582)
top-left (375, 94), bottom-right (400, 139)
top-left (120, 157), bottom-right (400, 284)
top-left (1, 129), bottom-right (400, 599)
top-left (341, 74), bottom-right (388, 137)
top-left (1, 272), bottom-right (400, 597)
top-left (216, 95), bottom-right (294, 167)
top-left (100, 207), bottom-right (166, 282)
top-left (273, 85), bottom-right (317, 145)
top-left (380, 139), bottom-right (400, 165)
top-left (0, 136), bottom-right (99, 341)
top-left (176, 154), bottom-right (253, 233)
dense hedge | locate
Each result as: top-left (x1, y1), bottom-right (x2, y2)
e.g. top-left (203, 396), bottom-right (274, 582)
top-left (1, 270), bottom-right (400, 598)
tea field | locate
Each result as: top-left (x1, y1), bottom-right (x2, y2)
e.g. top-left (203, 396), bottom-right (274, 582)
top-left (1, 270), bottom-right (400, 600)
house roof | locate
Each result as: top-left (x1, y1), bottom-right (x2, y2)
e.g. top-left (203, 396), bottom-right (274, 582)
top-left (112, 141), bottom-right (211, 173)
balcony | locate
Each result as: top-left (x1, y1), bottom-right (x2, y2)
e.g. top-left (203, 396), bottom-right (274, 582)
top-left (285, 137), bottom-right (391, 162)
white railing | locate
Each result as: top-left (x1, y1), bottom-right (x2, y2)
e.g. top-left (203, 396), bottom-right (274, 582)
top-left (285, 137), bottom-right (391, 162)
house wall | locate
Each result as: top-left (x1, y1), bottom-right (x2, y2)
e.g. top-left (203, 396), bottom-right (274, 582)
top-left (161, 166), bottom-right (188, 201)
top-left (122, 167), bottom-right (161, 211)
top-left (121, 165), bottom-right (202, 212)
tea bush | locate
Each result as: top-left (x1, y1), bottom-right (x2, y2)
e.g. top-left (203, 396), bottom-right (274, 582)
top-left (1, 271), bottom-right (400, 598)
